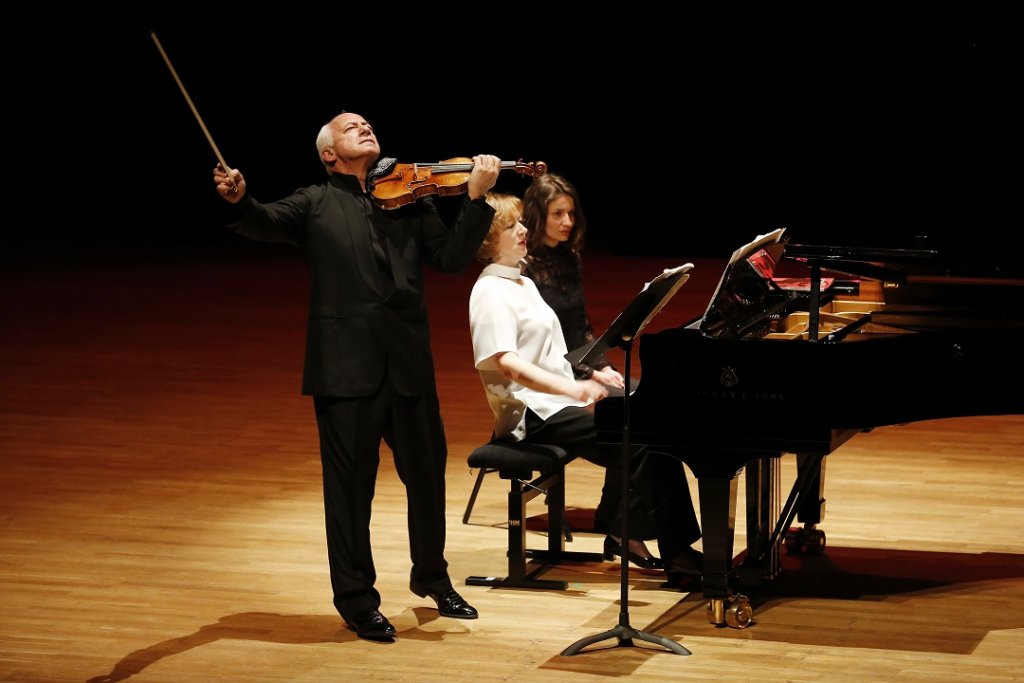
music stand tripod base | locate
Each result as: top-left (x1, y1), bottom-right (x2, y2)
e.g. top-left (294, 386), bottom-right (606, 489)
top-left (561, 621), bottom-right (691, 656)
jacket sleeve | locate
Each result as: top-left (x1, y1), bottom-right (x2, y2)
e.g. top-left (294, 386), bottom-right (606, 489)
top-left (226, 189), bottom-right (316, 246)
top-left (420, 197), bottom-right (495, 273)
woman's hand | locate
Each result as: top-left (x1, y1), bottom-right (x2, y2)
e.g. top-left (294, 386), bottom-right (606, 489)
top-left (591, 367), bottom-right (625, 389)
top-left (573, 378), bottom-right (609, 405)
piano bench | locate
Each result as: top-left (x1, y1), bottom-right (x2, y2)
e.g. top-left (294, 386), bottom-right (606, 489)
top-left (463, 441), bottom-right (604, 590)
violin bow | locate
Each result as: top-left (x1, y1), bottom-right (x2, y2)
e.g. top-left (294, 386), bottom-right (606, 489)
top-left (150, 31), bottom-right (238, 192)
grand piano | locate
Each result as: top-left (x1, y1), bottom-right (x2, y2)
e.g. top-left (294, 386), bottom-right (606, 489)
top-left (593, 228), bottom-right (1024, 628)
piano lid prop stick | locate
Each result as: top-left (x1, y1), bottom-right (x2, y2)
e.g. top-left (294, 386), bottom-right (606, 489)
top-left (149, 31), bottom-right (238, 193)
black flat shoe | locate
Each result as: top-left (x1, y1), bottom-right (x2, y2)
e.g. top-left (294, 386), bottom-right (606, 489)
top-left (344, 608), bottom-right (396, 640)
top-left (412, 586), bottom-right (479, 619)
top-left (603, 536), bottom-right (664, 570)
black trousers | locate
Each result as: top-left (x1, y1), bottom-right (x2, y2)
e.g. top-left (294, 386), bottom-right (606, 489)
top-left (521, 406), bottom-right (701, 561)
top-left (314, 380), bottom-right (451, 621)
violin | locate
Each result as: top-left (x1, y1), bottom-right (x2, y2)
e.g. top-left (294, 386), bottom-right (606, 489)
top-left (370, 158), bottom-right (547, 209)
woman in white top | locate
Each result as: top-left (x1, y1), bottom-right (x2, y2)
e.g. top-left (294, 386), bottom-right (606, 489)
top-left (468, 193), bottom-right (703, 587)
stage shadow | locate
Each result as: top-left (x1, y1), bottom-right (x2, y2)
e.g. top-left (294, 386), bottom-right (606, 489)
top-left (85, 608), bottom-right (454, 682)
top-left (648, 545), bottom-right (1024, 654)
top-left (531, 546), bottom-right (1024, 676)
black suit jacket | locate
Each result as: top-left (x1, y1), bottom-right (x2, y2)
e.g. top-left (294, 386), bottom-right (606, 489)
top-left (229, 173), bottom-right (494, 397)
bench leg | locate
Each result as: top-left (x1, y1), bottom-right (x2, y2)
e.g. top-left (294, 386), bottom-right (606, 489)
top-left (466, 469), bottom-right (603, 590)
top-left (462, 466), bottom-right (496, 525)
top-left (531, 470), bottom-right (606, 565)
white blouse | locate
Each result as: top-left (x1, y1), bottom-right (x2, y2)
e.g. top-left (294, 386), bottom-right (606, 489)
top-left (469, 263), bottom-right (584, 440)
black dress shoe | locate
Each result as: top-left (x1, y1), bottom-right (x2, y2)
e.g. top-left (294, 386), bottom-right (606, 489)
top-left (412, 586), bottom-right (479, 619)
top-left (603, 536), bottom-right (664, 570)
top-left (344, 608), bottom-right (396, 640)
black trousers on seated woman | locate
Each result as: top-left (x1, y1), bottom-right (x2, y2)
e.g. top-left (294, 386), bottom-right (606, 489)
top-left (518, 406), bottom-right (701, 568)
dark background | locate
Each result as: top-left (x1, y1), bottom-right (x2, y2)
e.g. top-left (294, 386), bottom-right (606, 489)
top-left (7, 2), bottom-right (1023, 263)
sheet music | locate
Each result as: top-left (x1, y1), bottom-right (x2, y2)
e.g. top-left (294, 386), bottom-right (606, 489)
top-left (727, 227), bottom-right (787, 266)
top-left (703, 227), bottom-right (787, 321)
top-left (567, 263), bottom-right (694, 366)
top-left (632, 263), bottom-right (694, 339)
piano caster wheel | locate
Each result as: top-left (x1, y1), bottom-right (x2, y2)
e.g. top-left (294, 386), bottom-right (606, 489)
top-left (706, 594), bottom-right (753, 629)
top-left (784, 527), bottom-right (826, 555)
top-left (726, 597), bottom-right (753, 629)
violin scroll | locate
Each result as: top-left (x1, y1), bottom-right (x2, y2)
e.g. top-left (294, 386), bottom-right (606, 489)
top-left (514, 159), bottom-right (547, 178)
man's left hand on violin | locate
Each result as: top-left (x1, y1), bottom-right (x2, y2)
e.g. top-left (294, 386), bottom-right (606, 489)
top-left (467, 155), bottom-right (501, 200)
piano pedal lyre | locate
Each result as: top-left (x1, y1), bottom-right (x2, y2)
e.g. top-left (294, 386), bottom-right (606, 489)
top-left (783, 526), bottom-right (826, 555)
top-left (706, 594), bottom-right (753, 629)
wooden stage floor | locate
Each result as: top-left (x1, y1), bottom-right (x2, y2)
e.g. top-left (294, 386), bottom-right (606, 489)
top-left (2, 245), bottom-right (1022, 682)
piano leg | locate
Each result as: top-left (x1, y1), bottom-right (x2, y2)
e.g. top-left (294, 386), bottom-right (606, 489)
top-left (696, 474), bottom-right (752, 628)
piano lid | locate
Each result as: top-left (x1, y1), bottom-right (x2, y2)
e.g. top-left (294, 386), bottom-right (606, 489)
top-left (700, 229), bottom-right (1024, 340)
top-left (783, 242), bottom-right (1024, 310)
top-left (785, 242), bottom-right (1024, 288)
top-left (783, 243), bottom-right (942, 284)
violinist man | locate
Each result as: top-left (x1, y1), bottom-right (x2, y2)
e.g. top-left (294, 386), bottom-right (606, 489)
top-left (213, 111), bottom-right (501, 641)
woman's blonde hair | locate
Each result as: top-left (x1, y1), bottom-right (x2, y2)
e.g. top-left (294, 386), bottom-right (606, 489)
top-left (476, 193), bottom-right (524, 263)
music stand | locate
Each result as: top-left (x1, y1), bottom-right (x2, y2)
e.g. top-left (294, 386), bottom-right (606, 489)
top-left (561, 263), bottom-right (694, 657)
